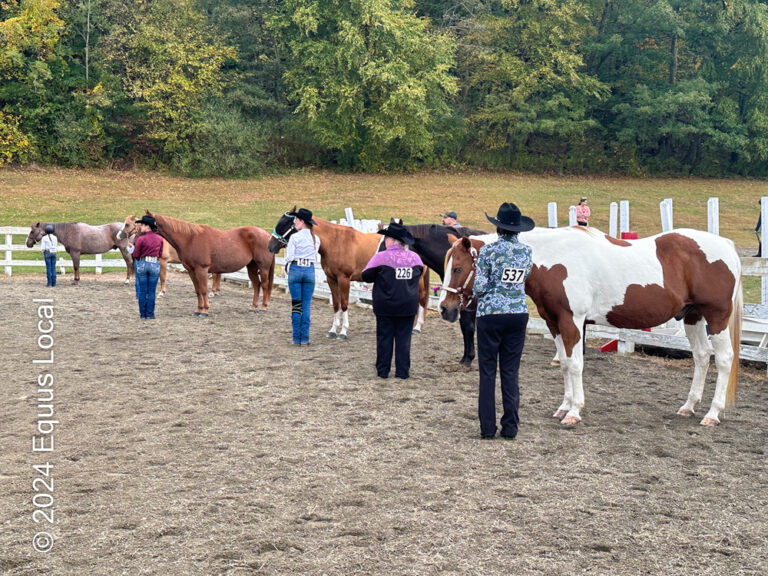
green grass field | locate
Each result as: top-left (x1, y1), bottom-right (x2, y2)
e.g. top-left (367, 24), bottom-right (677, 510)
top-left (2, 166), bottom-right (765, 299)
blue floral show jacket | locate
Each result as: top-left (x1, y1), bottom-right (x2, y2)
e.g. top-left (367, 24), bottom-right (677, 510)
top-left (473, 235), bottom-right (533, 317)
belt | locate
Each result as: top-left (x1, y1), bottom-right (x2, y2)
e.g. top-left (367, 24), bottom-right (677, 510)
top-left (293, 258), bottom-right (314, 267)
top-left (139, 256), bottom-right (159, 263)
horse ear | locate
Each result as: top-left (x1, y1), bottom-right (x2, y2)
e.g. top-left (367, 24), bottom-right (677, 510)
top-left (145, 209), bottom-right (151, 216)
top-left (291, 205), bottom-right (297, 214)
top-left (461, 237), bottom-right (472, 250)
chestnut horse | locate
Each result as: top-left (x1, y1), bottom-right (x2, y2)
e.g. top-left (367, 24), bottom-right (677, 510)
top-left (148, 212), bottom-right (274, 317)
top-left (268, 208), bottom-right (430, 340)
top-left (440, 227), bottom-right (743, 428)
top-left (117, 215), bottom-right (221, 296)
top-left (26, 221), bottom-right (134, 284)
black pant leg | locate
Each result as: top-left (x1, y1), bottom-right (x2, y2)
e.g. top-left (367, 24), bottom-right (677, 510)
top-left (376, 315), bottom-right (395, 378)
top-left (498, 313), bottom-right (528, 437)
top-left (477, 315), bottom-right (502, 436)
top-left (394, 316), bottom-right (415, 378)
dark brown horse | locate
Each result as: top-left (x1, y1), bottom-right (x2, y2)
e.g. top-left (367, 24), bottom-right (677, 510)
top-left (148, 212), bottom-right (275, 317)
top-left (268, 208), bottom-right (431, 340)
top-left (26, 221), bottom-right (134, 284)
top-left (440, 228), bottom-right (743, 428)
top-left (117, 215), bottom-right (222, 296)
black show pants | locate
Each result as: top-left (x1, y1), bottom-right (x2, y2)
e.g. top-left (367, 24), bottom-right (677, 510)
top-left (376, 314), bottom-right (415, 379)
top-left (477, 313), bottom-right (529, 437)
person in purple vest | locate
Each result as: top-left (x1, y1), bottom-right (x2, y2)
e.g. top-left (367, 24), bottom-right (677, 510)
top-left (362, 222), bottom-right (424, 379)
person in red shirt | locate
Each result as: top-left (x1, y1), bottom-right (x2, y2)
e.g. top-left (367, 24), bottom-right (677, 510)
top-left (132, 215), bottom-right (164, 319)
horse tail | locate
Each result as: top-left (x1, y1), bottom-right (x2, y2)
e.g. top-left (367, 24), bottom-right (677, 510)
top-left (726, 274), bottom-right (742, 408)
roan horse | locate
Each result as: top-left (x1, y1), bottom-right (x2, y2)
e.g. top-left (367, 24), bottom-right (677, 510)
top-left (26, 221), bottom-right (134, 284)
top-left (147, 212), bottom-right (275, 317)
top-left (268, 208), bottom-right (430, 340)
top-left (117, 215), bottom-right (222, 296)
top-left (441, 227), bottom-right (743, 427)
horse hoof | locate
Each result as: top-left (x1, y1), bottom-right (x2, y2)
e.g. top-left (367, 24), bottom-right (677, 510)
top-left (248, 309), bottom-right (256, 313)
top-left (123, 279), bottom-right (130, 285)
top-left (550, 360), bottom-right (561, 367)
top-left (458, 364), bottom-right (471, 373)
top-left (561, 416), bottom-right (580, 427)
top-left (338, 334), bottom-right (348, 341)
top-left (700, 417), bottom-right (719, 427)
top-left (159, 292), bottom-right (165, 297)
top-left (552, 410), bottom-right (568, 420)
top-left (199, 313), bottom-right (209, 318)
top-left (412, 329), bottom-right (421, 335)
top-left (257, 309), bottom-right (267, 314)
top-left (677, 408), bottom-right (695, 417)
top-left (327, 332), bottom-right (337, 339)
top-left (194, 312), bottom-right (201, 316)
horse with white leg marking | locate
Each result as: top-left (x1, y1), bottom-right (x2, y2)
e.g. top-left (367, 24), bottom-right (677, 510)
top-left (441, 227), bottom-right (742, 428)
top-left (269, 209), bottom-right (433, 341)
top-left (27, 221), bottom-right (134, 284)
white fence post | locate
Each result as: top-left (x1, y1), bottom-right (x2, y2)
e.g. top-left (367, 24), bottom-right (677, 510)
top-left (95, 253), bottom-right (102, 274)
top-left (547, 202), bottom-right (558, 228)
top-left (568, 206), bottom-right (577, 227)
top-left (761, 196), bottom-right (768, 306)
top-left (660, 199), bottom-right (673, 232)
top-left (708, 197), bottom-right (719, 235)
top-left (619, 201), bottom-right (630, 235)
top-left (5, 233), bottom-right (11, 276)
top-left (609, 202), bottom-right (618, 238)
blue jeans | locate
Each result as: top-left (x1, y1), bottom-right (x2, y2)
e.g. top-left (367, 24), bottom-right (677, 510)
top-left (135, 260), bottom-right (160, 318)
top-left (44, 252), bottom-right (57, 286)
top-left (288, 264), bottom-right (315, 344)
top-left (133, 261), bottom-right (139, 299)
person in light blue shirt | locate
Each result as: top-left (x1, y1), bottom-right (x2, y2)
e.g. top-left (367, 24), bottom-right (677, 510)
top-left (285, 208), bottom-right (321, 346)
top-left (40, 224), bottom-right (58, 287)
top-left (473, 202), bottom-right (534, 440)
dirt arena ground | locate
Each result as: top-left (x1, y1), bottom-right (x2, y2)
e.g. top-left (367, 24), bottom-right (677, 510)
top-left (1, 273), bottom-right (766, 575)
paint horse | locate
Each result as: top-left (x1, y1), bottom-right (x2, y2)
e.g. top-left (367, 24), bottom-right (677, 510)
top-left (26, 221), bottom-right (134, 284)
top-left (148, 212), bottom-right (275, 317)
top-left (404, 223), bottom-right (486, 364)
top-left (268, 209), bottom-right (431, 340)
top-left (441, 227), bottom-right (742, 427)
top-left (117, 215), bottom-right (222, 296)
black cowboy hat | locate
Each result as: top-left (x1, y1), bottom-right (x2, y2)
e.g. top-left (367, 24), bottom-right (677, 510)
top-left (136, 215), bottom-right (157, 228)
top-left (485, 202), bottom-right (535, 232)
top-left (378, 221), bottom-right (415, 245)
top-left (295, 208), bottom-right (318, 226)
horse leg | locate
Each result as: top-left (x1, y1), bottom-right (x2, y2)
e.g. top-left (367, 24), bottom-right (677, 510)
top-left (326, 275), bottom-right (341, 339)
top-left (121, 248), bottom-right (132, 284)
top-left (195, 268), bottom-right (211, 315)
top-left (678, 319), bottom-right (710, 418)
top-left (261, 258), bottom-right (274, 310)
top-left (187, 269), bottom-right (203, 315)
top-left (246, 262), bottom-right (261, 312)
top-left (337, 275), bottom-right (351, 341)
top-left (554, 316), bottom-right (586, 426)
top-left (459, 309), bottom-right (476, 367)
top-left (413, 269), bottom-right (429, 334)
top-left (159, 258), bottom-right (167, 296)
top-left (72, 251), bottom-right (81, 283)
top-left (209, 273), bottom-right (222, 297)
top-left (700, 328), bottom-right (735, 426)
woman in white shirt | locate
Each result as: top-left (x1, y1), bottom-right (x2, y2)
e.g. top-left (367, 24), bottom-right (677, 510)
top-left (40, 224), bottom-right (58, 287)
top-left (285, 208), bottom-right (321, 346)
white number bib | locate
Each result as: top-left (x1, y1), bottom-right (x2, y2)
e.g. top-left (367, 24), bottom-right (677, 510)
top-left (501, 267), bottom-right (526, 284)
top-left (396, 267), bottom-right (413, 280)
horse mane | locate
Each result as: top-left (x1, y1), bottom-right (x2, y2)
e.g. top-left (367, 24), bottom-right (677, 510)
top-left (405, 224), bottom-right (436, 239)
top-left (152, 214), bottom-right (213, 236)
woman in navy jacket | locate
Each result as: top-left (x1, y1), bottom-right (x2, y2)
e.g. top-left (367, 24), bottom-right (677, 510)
top-left (362, 222), bottom-right (424, 379)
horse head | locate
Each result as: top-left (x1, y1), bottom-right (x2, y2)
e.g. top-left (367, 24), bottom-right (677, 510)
top-left (26, 222), bottom-right (46, 247)
top-left (268, 206), bottom-right (298, 254)
top-left (440, 236), bottom-right (481, 322)
top-left (116, 215), bottom-right (138, 241)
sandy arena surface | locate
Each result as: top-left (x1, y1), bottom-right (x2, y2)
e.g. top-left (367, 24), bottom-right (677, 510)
top-left (1, 273), bottom-right (766, 575)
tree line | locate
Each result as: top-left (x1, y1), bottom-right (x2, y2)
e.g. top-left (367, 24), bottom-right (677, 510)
top-left (2, 0), bottom-right (768, 177)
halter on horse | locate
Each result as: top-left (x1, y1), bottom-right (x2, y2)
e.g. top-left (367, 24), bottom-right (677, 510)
top-left (441, 227), bottom-right (743, 428)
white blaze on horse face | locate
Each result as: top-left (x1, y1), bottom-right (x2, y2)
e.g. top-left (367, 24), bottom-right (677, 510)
top-left (439, 255), bottom-right (453, 308)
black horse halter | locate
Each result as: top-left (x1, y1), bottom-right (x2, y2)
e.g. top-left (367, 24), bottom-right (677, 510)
top-left (441, 246), bottom-right (478, 311)
top-left (270, 212), bottom-right (297, 246)
top-left (116, 219), bottom-right (139, 241)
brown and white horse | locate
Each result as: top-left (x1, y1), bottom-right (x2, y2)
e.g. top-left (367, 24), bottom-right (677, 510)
top-left (268, 208), bottom-right (430, 340)
top-left (441, 227), bottom-right (743, 427)
top-left (26, 221), bottom-right (134, 284)
top-left (148, 212), bottom-right (274, 317)
top-left (117, 215), bottom-right (222, 296)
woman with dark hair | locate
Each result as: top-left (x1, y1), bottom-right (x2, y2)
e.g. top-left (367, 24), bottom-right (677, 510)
top-left (285, 208), bottom-right (320, 346)
top-left (473, 203), bottom-right (535, 440)
top-left (132, 215), bottom-right (163, 319)
top-left (576, 197), bottom-right (590, 226)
